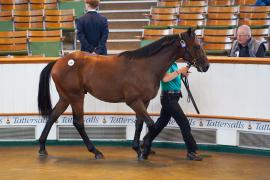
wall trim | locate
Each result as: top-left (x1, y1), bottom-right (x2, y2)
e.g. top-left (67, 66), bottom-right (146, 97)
top-left (0, 112), bottom-right (269, 122)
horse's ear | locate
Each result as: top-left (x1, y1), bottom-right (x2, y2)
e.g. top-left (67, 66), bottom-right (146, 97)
top-left (187, 27), bottom-right (196, 37)
top-left (187, 27), bottom-right (192, 36)
top-left (191, 28), bottom-right (196, 35)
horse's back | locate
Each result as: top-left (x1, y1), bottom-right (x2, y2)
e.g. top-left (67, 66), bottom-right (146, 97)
top-left (51, 51), bottom-right (127, 102)
top-left (51, 51), bottom-right (115, 76)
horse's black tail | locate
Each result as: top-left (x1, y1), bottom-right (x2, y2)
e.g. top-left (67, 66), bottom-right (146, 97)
top-left (38, 61), bottom-right (56, 119)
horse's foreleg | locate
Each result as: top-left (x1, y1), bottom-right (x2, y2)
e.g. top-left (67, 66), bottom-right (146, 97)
top-left (71, 98), bottom-right (104, 160)
top-left (39, 98), bottom-right (69, 156)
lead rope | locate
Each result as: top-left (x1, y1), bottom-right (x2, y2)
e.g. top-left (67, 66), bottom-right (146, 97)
top-left (184, 63), bottom-right (192, 103)
top-left (182, 76), bottom-right (191, 103)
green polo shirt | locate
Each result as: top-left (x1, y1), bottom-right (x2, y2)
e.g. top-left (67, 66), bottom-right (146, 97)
top-left (161, 63), bottom-right (181, 91)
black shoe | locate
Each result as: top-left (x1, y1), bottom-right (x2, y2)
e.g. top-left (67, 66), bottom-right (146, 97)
top-left (187, 152), bottom-right (203, 161)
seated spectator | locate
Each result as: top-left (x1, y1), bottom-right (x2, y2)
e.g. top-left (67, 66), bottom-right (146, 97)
top-left (229, 25), bottom-right (266, 57)
top-left (255, 0), bottom-right (270, 6)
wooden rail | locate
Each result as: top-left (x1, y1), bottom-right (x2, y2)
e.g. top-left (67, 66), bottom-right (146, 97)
top-left (0, 56), bottom-right (56, 64)
top-left (1, 56), bottom-right (270, 64)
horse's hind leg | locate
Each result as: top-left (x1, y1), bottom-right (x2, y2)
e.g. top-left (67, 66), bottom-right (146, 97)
top-left (71, 96), bottom-right (104, 159)
top-left (132, 101), bottom-right (149, 158)
top-left (39, 98), bottom-right (69, 156)
top-left (132, 116), bottom-right (143, 158)
top-left (127, 100), bottom-right (156, 160)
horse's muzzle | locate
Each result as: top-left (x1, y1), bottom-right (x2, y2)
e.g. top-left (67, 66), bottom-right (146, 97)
top-left (197, 64), bottom-right (209, 72)
top-left (202, 64), bottom-right (210, 72)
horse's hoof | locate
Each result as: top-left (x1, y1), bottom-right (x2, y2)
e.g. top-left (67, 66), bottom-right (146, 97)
top-left (132, 141), bottom-right (142, 157)
top-left (132, 145), bottom-right (138, 152)
top-left (132, 145), bottom-right (141, 154)
top-left (141, 144), bottom-right (155, 155)
top-left (138, 153), bottom-right (148, 161)
top-left (95, 152), bottom-right (104, 160)
top-left (150, 150), bottom-right (156, 155)
top-left (39, 149), bottom-right (48, 156)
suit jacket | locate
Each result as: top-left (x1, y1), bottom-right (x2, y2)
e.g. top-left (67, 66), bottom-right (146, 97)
top-left (76, 11), bottom-right (109, 55)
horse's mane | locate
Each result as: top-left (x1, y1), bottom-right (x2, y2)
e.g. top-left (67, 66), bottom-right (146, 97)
top-left (118, 34), bottom-right (180, 59)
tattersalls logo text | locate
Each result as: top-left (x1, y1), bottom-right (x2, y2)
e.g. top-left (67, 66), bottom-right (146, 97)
top-left (256, 122), bottom-right (270, 131)
top-left (110, 117), bottom-right (135, 124)
top-left (13, 117), bottom-right (46, 124)
top-left (60, 116), bottom-right (99, 124)
top-left (206, 120), bottom-right (244, 129)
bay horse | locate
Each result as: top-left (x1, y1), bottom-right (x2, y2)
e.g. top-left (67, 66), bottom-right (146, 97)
top-left (38, 28), bottom-right (209, 160)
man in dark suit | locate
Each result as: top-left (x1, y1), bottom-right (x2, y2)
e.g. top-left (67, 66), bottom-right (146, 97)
top-left (76, 0), bottom-right (109, 55)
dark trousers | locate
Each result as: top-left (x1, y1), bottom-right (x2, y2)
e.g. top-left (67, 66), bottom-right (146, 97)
top-left (146, 93), bottom-right (198, 153)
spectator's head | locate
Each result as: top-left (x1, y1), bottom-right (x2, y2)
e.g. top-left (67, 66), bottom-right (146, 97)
top-left (85, 0), bottom-right (100, 10)
top-left (237, 25), bottom-right (252, 46)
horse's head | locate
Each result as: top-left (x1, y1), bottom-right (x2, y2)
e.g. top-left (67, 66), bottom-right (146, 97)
top-left (179, 28), bottom-right (209, 72)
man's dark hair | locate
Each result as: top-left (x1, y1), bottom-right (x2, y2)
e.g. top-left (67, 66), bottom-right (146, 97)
top-left (86, 0), bottom-right (100, 9)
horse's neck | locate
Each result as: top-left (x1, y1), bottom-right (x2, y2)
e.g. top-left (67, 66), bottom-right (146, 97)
top-left (148, 46), bottom-right (181, 79)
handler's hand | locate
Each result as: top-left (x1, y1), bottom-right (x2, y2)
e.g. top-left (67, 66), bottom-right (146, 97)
top-left (178, 66), bottom-right (190, 77)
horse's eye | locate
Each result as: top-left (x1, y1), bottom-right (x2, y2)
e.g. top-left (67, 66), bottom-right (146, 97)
top-left (194, 45), bottom-right (201, 50)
